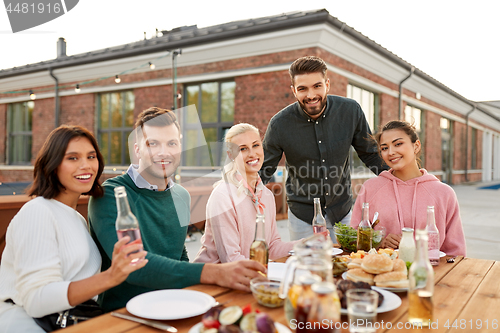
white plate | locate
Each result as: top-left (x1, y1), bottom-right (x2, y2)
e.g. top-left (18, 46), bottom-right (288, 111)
top-left (288, 248), bottom-right (343, 256)
top-left (126, 290), bottom-right (216, 320)
top-left (341, 272), bottom-right (408, 292)
top-left (189, 321), bottom-right (291, 333)
top-left (394, 249), bottom-right (446, 258)
top-left (340, 287), bottom-right (402, 315)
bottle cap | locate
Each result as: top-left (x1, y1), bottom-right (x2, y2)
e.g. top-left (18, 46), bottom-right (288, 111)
top-left (114, 186), bottom-right (127, 197)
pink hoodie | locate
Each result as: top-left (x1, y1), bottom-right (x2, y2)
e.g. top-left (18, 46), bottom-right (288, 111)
top-left (351, 169), bottom-right (466, 256)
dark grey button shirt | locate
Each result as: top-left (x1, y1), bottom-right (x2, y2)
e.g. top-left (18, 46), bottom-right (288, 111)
top-left (260, 95), bottom-right (388, 224)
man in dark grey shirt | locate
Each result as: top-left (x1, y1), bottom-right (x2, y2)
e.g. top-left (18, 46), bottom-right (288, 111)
top-left (260, 56), bottom-right (387, 241)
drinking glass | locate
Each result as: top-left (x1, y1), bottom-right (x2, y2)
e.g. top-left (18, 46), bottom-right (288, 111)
top-left (373, 226), bottom-right (386, 249)
top-left (346, 289), bottom-right (378, 333)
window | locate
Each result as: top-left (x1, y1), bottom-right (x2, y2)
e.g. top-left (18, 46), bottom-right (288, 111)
top-left (346, 84), bottom-right (378, 172)
top-left (441, 118), bottom-right (452, 183)
top-left (7, 101), bottom-right (33, 165)
top-left (404, 105), bottom-right (422, 132)
top-left (183, 81), bottom-right (235, 166)
top-left (97, 91), bottom-right (135, 165)
top-left (471, 128), bottom-right (477, 169)
top-left (405, 105), bottom-right (425, 167)
top-left (347, 84), bottom-right (376, 129)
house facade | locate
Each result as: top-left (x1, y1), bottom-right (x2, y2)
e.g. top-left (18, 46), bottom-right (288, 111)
top-left (1, 9), bottom-right (500, 189)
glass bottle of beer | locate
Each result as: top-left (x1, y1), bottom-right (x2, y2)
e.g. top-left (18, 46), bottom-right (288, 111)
top-left (357, 202), bottom-right (373, 251)
top-left (426, 206), bottom-right (440, 266)
top-left (408, 229), bottom-right (434, 327)
top-left (250, 213), bottom-right (269, 270)
top-left (312, 198), bottom-right (327, 234)
top-left (114, 186), bottom-right (143, 255)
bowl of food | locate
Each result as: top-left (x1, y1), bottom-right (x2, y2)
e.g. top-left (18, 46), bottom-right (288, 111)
top-left (332, 255), bottom-right (351, 276)
top-left (333, 223), bottom-right (357, 252)
top-left (250, 278), bottom-right (284, 308)
top-left (334, 223), bottom-right (386, 252)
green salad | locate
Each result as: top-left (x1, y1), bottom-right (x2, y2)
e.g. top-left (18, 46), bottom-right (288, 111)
top-left (334, 222), bottom-right (384, 252)
top-left (334, 222), bottom-right (357, 252)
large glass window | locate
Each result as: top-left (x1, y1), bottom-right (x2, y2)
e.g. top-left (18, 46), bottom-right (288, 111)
top-left (441, 118), bottom-right (452, 183)
top-left (7, 101), bottom-right (33, 165)
top-left (404, 105), bottom-right (422, 132)
top-left (471, 128), bottom-right (477, 169)
top-left (405, 105), bottom-right (425, 167)
top-left (183, 81), bottom-right (235, 166)
top-left (97, 91), bottom-right (135, 165)
top-left (346, 84), bottom-right (377, 172)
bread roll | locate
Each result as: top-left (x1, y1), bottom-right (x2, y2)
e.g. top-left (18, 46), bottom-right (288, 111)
top-left (345, 268), bottom-right (374, 285)
top-left (374, 270), bottom-right (409, 288)
top-left (392, 259), bottom-right (407, 273)
top-left (361, 254), bottom-right (394, 274)
top-left (347, 258), bottom-right (363, 269)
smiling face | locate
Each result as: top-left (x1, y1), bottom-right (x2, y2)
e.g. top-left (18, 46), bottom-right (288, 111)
top-left (379, 129), bottom-right (421, 172)
top-left (291, 72), bottom-right (330, 119)
top-left (134, 123), bottom-right (181, 188)
top-left (55, 137), bottom-right (99, 207)
top-left (228, 130), bottom-right (264, 180)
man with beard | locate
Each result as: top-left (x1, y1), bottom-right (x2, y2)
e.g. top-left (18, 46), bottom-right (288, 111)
top-left (88, 107), bottom-right (265, 312)
top-left (260, 56), bottom-right (387, 242)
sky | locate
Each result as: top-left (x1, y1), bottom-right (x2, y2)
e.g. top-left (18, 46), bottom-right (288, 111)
top-left (1, 0), bottom-right (499, 102)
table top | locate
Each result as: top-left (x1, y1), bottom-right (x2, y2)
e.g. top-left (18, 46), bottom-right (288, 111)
top-left (62, 255), bottom-right (500, 333)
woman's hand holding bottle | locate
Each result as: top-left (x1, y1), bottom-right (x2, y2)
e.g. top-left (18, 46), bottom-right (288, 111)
top-left (106, 236), bottom-right (148, 287)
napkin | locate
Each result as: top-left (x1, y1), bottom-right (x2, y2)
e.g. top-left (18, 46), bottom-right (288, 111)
top-left (268, 262), bottom-right (287, 282)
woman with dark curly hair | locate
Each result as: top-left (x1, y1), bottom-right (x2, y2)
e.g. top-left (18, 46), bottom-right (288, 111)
top-left (0, 125), bottom-right (147, 332)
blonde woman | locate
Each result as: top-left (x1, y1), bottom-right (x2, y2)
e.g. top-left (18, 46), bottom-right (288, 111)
top-left (194, 123), bottom-right (300, 263)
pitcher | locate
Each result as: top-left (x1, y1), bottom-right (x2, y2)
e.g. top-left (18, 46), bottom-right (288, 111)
top-left (279, 234), bottom-right (333, 326)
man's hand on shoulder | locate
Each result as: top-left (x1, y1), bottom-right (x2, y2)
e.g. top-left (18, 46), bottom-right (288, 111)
top-left (200, 260), bottom-right (266, 292)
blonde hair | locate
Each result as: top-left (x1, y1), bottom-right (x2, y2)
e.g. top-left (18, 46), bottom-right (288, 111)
top-left (216, 123), bottom-right (260, 195)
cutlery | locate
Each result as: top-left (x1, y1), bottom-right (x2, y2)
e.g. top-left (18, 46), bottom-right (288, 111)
top-left (111, 312), bottom-right (177, 332)
top-left (212, 299), bottom-right (233, 307)
top-left (371, 212), bottom-right (379, 227)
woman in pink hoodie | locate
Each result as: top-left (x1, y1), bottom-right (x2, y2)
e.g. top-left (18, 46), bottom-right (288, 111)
top-left (351, 120), bottom-right (466, 256)
top-left (194, 123), bottom-right (301, 263)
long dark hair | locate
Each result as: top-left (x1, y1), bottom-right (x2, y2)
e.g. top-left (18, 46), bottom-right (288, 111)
top-left (27, 125), bottom-right (105, 198)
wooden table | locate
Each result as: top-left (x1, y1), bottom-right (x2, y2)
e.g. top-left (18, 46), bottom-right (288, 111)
top-left (62, 256), bottom-right (500, 333)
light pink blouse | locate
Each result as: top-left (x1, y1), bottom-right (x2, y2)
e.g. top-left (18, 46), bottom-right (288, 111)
top-left (194, 178), bottom-right (299, 263)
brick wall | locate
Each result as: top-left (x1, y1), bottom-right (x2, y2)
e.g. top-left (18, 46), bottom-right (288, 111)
top-left (0, 170), bottom-right (33, 183)
top-left (454, 121), bottom-right (466, 171)
top-left (424, 111), bottom-right (442, 172)
top-left (60, 93), bottom-right (95, 131)
top-left (379, 94), bottom-right (399, 126)
top-left (31, 98), bottom-right (56, 164)
top-left (234, 71), bottom-right (296, 133)
top-left (0, 104), bottom-right (6, 164)
top-left (134, 85), bottom-right (173, 115)
top-left (476, 129), bottom-right (483, 170)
